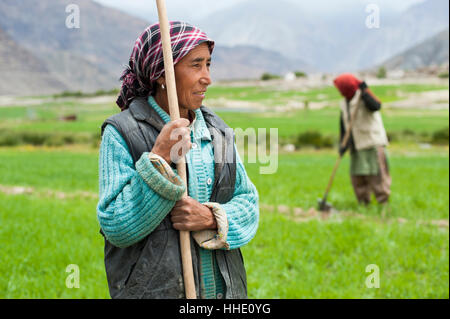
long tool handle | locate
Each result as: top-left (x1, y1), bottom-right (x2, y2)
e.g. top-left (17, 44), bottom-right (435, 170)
top-left (156, 0), bottom-right (196, 299)
top-left (322, 91), bottom-right (362, 201)
top-left (322, 156), bottom-right (342, 200)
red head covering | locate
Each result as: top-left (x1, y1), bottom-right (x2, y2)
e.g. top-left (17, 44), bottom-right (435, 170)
top-left (333, 73), bottom-right (362, 100)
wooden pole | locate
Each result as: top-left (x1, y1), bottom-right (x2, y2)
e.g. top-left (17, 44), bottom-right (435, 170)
top-left (320, 91), bottom-right (362, 208)
top-left (155, 0), bottom-right (196, 299)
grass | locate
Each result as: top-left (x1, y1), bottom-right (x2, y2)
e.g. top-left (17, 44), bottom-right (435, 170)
top-left (1, 83), bottom-right (448, 140)
top-left (0, 147), bottom-right (447, 298)
top-left (0, 82), bottom-right (448, 298)
top-left (243, 151), bottom-right (449, 221)
top-left (0, 148), bottom-right (98, 192)
top-left (204, 83), bottom-right (449, 105)
top-left (0, 192), bottom-right (108, 298)
top-left (219, 107), bottom-right (449, 139)
top-left (244, 211), bottom-right (448, 298)
top-left (1, 107), bottom-right (447, 150)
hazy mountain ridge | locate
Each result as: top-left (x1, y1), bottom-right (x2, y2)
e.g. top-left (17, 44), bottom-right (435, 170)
top-left (0, 0), bottom-right (150, 75)
top-left (197, 0), bottom-right (322, 67)
top-left (0, 0), bottom-right (448, 96)
top-left (351, 0), bottom-right (449, 70)
top-left (0, 27), bottom-right (68, 95)
top-left (0, 0), bottom-right (150, 95)
top-left (198, 0), bottom-right (449, 72)
top-left (0, 0), bottom-right (314, 94)
top-left (211, 45), bottom-right (312, 80)
top-left (380, 28), bottom-right (449, 70)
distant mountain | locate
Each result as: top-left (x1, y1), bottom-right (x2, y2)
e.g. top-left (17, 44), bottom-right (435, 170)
top-left (198, 0), bottom-right (449, 72)
top-left (0, 0), bottom-right (448, 96)
top-left (211, 45), bottom-right (312, 80)
top-left (197, 0), bottom-right (322, 68)
top-left (0, 0), bottom-right (150, 94)
top-left (0, 27), bottom-right (67, 95)
top-left (380, 29), bottom-right (449, 70)
top-left (0, 0), bottom-right (314, 95)
top-left (351, 0), bottom-right (450, 71)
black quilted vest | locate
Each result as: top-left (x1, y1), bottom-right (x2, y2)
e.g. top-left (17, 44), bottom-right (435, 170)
top-left (100, 97), bottom-right (247, 299)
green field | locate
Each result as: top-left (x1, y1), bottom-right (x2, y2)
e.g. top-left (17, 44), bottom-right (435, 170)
top-left (0, 82), bottom-right (448, 298)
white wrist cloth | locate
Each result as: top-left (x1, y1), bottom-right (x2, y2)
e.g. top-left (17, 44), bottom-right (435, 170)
top-left (192, 202), bottom-right (230, 250)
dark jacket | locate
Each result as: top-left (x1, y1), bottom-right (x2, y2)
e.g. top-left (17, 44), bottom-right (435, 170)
top-left (100, 97), bottom-right (247, 299)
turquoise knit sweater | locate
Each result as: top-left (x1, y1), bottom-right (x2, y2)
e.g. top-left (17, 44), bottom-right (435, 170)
top-left (97, 96), bottom-right (259, 298)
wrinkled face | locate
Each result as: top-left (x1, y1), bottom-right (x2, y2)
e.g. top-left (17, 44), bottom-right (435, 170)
top-left (174, 43), bottom-right (212, 110)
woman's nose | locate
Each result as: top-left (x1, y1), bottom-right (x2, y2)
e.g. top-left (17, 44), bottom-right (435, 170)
top-left (200, 67), bottom-right (212, 86)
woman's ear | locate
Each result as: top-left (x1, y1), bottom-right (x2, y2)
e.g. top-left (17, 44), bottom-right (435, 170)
top-left (156, 76), bottom-right (166, 87)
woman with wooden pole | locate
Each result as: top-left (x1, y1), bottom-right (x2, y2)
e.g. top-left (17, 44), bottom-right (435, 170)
top-left (156, 0), bottom-right (196, 299)
top-left (96, 4), bottom-right (259, 299)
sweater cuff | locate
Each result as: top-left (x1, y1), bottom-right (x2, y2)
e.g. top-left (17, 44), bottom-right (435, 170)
top-left (135, 152), bottom-right (186, 201)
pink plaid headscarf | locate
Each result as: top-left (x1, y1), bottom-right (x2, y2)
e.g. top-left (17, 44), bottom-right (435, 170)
top-left (116, 21), bottom-right (214, 110)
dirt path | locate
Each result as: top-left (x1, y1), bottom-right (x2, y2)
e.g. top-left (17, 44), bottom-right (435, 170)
top-left (0, 95), bottom-right (116, 107)
top-left (260, 203), bottom-right (449, 228)
top-left (1, 184), bottom-right (447, 228)
top-left (0, 184), bottom-right (97, 200)
top-left (387, 90), bottom-right (449, 110)
top-left (1, 77), bottom-right (447, 111)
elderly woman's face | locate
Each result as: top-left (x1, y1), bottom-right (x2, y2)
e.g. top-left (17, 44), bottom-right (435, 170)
top-left (174, 43), bottom-right (212, 110)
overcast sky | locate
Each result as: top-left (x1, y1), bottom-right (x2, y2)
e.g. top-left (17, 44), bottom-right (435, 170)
top-left (94, 0), bottom-right (426, 22)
